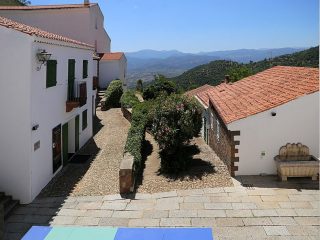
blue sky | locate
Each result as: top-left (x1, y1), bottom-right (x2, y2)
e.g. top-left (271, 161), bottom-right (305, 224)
top-left (31, 0), bottom-right (319, 53)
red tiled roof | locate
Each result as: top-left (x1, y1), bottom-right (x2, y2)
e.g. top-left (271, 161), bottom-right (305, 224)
top-left (0, 16), bottom-right (94, 48)
top-left (185, 84), bottom-right (213, 107)
top-left (0, 3), bottom-right (96, 10)
top-left (100, 52), bottom-right (124, 61)
top-left (207, 66), bottom-right (319, 124)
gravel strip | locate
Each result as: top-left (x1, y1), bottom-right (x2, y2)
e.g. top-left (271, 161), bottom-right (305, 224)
top-left (137, 134), bottom-right (233, 193)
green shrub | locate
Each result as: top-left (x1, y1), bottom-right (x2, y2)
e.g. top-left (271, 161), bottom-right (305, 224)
top-left (136, 79), bottom-right (143, 92)
top-left (124, 101), bottom-right (156, 176)
top-left (104, 80), bottom-right (123, 109)
top-left (143, 75), bottom-right (177, 100)
top-left (151, 94), bottom-right (202, 172)
top-left (120, 90), bottom-right (140, 108)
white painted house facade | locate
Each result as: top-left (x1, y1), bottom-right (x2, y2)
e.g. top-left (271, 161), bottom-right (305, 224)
top-left (0, 1), bottom-right (127, 89)
top-left (187, 66), bottom-right (319, 176)
top-left (0, 16), bottom-right (95, 204)
top-left (99, 52), bottom-right (127, 89)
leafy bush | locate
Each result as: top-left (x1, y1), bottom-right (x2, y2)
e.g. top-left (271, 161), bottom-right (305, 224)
top-left (120, 90), bottom-right (140, 108)
top-left (104, 80), bottom-right (123, 109)
top-left (143, 75), bottom-right (177, 100)
top-left (151, 94), bottom-right (202, 172)
top-left (136, 79), bottom-right (143, 92)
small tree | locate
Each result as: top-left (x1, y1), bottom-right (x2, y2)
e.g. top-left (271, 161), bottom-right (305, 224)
top-left (18, 0), bottom-right (30, 5)
top-left (136, 79), bottom-right (143, 92)
top-left (151, 94), bottom-right (202, 172)
top-left (104, 80), bottom-right (123, 109)
top-left (143, 75), bottom-right (177, 100)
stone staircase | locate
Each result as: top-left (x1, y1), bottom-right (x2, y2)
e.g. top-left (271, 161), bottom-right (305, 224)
top-left (0, 192), bottom-right (19, 219)
top-left (96, 89), bottom-right (106, 111)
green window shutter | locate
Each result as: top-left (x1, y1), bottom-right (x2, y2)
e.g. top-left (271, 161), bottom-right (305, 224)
top-left (83, 60), bottom-right (88, 79)
top-left (46, 60), bottom-right (57, 88)
top-left (82, 110), bottom-right (88, 130)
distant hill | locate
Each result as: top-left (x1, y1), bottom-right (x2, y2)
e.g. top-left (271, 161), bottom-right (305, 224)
top-left (126, 47), bottom-right (305, 88)
top-left (170, 46), bottom-right (319, 90)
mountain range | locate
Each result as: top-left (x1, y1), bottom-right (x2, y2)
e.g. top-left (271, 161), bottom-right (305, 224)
top-left (170, 46), bottom-right (319, 90)
top-left (126, 47), bottom-right (306, 87)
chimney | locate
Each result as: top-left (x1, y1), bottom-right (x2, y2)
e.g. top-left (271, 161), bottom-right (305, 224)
top-left (84, 0), bottom-right (90, 6)
top-left (223, 75), bottom-right (230, 84)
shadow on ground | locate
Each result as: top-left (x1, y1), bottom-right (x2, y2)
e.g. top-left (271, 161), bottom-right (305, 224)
top-left (39, 115), bottom-right (103, 198)
top-left (237, 175), bottom-right (320, 190)
top-left (158, 144), bottom-right (216, 181)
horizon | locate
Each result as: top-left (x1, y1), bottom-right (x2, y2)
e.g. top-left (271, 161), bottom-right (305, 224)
top-left (125, 46), bottom-right (314, 54)
top-left (29, 0), bottom-right (319, 53)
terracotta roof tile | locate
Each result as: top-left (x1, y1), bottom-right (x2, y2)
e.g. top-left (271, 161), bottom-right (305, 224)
top-left (0, 16), bottom-right (94, 48)
top-left (100, 52), bottom-right (124, 61)
top-left (207, 66), bottom-right (319, 124)
top-left (185, 84), bottom-right (214, 107)
top-left (0, 3), bottom-right (96, 10)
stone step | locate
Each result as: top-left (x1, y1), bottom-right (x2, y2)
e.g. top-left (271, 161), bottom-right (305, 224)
top-left (4, 200), bottom-right (19, 219)
top-left (96, 107), bottom-right (102, 111)
top-left (0, 193), bottom-right (19, 219)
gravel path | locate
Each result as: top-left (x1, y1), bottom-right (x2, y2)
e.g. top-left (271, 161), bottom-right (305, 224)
top-left (137, 133), bottom-right (233, 193)
top-left (40, 108), bottom-right (130, 197)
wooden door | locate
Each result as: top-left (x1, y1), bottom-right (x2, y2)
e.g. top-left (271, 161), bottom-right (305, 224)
top-left (62, 123), bottom-right (68, 166)
top-left (75, 115), bottom-right (79, 152)
top-left (52, 124), bottom-right (62, 173)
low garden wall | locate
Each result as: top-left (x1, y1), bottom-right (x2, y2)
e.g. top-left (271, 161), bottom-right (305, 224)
top-left (121, 107), bottom-right (132, 122)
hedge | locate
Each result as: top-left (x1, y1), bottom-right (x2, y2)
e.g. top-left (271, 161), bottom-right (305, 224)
top-left (104, 80), bottom-right (123, 109)
top-left (124, 101), bottom-right (155, 176)
top-left (120, 90), bottom-right (140, 108)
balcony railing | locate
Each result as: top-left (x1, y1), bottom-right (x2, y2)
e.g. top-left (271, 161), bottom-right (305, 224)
top-left (66, 81), bottom-right (87, 112)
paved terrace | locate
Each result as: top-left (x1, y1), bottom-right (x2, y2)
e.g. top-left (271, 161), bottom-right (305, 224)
top-left (5, 177), bottom-right (319, 240)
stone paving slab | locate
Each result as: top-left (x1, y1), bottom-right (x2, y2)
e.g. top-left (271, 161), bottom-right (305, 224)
top-left (3, 176), bottom-right (320, 240)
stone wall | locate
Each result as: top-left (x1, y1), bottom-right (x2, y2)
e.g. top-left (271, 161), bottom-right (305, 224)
top-left (0, 203), bottom-right (3, 240)
top-left (121, 107), bottom-right (132, 122)
top-left (119, 153), bottom-right (135, 194)
top-left (208, 102), bottom-right (240, 176)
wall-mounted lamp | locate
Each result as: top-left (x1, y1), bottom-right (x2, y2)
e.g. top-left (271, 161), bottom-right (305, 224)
top-left (36, 49), bottom-right (52, 71)
top-left (32, 124), bottom-right (39, 131)
top-left (271, 112), bottom-right (277, 117)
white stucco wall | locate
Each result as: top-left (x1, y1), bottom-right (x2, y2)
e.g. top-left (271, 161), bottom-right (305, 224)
top-left (99, 56), bottom-right (127, 89)
top-left (0, 4), bottom-right (110, 53)
top-left (0, 27), bottom-right (33, 203)
top-left (30, 38), bottom-right (94, 203)
top-left (228, 92), bottom-right (319, 175)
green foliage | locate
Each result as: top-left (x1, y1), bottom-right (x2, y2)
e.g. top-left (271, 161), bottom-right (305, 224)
top-left (120, 90), bottom-right (140, 108)
top-left (0, 0), bottom-right (28, 5)
top-left (124, 101), bottom-right (156, 175)
top-left (136, 79), bottom-right (143, 92)
top-left (228, 65), bottom-right (253, 82)
top-left (171, 46), bottom-right (319, 90)
top-left (151, 94), bottom-right (202, 172)
top-left (143, 75), bottom-right (177, 100)
top-left (104, 80), bottom-right (123, 110)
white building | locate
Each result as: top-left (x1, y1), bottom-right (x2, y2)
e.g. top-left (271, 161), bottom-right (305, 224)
top-left (0, 16), bottom-right (95, 204)
top-left (0, 1), bottom-right (127, 89)
top-left (187, 66), bottom-right (319, 176)
top-left (99, 52), bottom-right (127, 89)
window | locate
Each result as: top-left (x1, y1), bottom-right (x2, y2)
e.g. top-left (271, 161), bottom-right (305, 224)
top-left (82, 110), bottom-right (88, 130)
top-left (83, 60), bottom-right (88, 79)
top-left (216, 119), bottom-right (220, 141)
top-left (95, 18), bottom-right (98, 29)
top-left (46, 60), bottom-right (57, 88)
